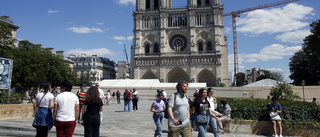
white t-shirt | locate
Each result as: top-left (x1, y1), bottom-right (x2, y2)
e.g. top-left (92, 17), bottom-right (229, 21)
top-left (106, 92), bottom-right (111, 98)
top-left (98, 88), bottom-right (105, 99)
top-left (54, 92), bottom-right (79, 122)
top-left (162, 91), bottom-right (167, 98)
top-left (207, 96), bottom-right (220, 115)
top-left (36, 92), bottom-right (54, 108)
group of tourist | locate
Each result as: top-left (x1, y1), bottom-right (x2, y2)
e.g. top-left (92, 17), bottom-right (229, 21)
top-left (123, 88), bottom-right (140, 112)
top-left (31, 80), bottom-right (284, 137)
top-left (32, 80), bottom-right (104, 137)
top-left (150, 81), bottom-right (283, 137)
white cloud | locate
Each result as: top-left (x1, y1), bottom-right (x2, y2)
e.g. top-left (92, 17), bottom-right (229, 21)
top-left (96, 22), bottom-right (104, 25)
top-left (48, 10), bottom-right (59, 14)
top-left (275, 29), bottom-right (311, 44)
top-left (224, 27), bottom-right (232, 34)
top-left (127, 36), bottom-right (133, 40)
top-left (241, 44), bottom-right (302, 63)
top-left (113, 35), bottom-right (132, 41)
top-left (117, 0), bottom-right (135, 5)
top-left (266, 68), bottom-right (283, 72)
top-left (237, 3), bottom-right (314, 35)
top-left (117, 42), bottom-right (125, 44)
top-left (65, 48), bottom-right (116, 56)
top-left (113, 36), bottom-right (126, 40)
top-left (66, 27), bottom-right (106, 34)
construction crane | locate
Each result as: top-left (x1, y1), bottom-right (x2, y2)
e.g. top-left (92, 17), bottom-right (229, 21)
top-left (123, 44), bottom-right (129, 63)
top-left (223, 0), bottom-right (299, 86)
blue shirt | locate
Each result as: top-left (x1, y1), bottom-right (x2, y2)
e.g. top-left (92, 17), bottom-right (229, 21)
top-left (267, 102), bottom-right (282, 111)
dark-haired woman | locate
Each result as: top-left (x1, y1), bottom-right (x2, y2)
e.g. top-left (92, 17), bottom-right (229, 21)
top-left (32, 83), bottom-right (54, 137)
top-left (83, 86), bottom-right (103, 137)
top-left (216, 99), bottom-right (231, 134)
top-left (190, 88), bottom-right (219, 137)
top-left (150, 92), bottom-right (166, 137)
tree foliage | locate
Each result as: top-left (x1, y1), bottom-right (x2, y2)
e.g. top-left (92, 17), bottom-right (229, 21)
top-left (236, 72), bottom-right (245, 86)
top-left (78, 73), bottom-right (92, 86)
top-left (0, 40), bottom-right (79, 92)
top-left (0, 23), bottom-right (17, 47)
top-left (269, 82), bottom-right (301, 101)
top-left (289, 20), bottom-right (320, 85)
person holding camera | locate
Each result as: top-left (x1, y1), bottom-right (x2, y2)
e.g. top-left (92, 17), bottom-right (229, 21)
top-left (167, 81), bottom-right (191, 137)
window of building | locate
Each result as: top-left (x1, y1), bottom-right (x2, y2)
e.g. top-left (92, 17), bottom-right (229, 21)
top-left (198, 42), bottom-right (203, 51)
top-left (205, 0), bottom-right (210, 6)
top-left (197, 0), bottom-right (201, 7)
top-left (154, 43), bottom-right (159, 53)
top-left (145, 44), bottom-right (150, 54)
top-left (154, 0), bottom-right (159, 10)
top-left (146, 0), bottom-right (150, 10)
top-left (207, 41), bottom-right (212, 51)
top-left (93, 58), bottom-right (95, 61)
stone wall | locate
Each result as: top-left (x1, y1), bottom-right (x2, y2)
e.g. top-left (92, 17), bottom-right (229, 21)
top-left (0, 104), bottom-right (34, 120)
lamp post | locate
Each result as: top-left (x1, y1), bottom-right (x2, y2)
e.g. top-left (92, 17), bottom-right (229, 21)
top-left (301, 80), bottom-right (305, 101)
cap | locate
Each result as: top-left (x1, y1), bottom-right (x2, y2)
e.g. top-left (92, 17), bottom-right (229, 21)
top-left (81, 83), bottom-right (86, 87)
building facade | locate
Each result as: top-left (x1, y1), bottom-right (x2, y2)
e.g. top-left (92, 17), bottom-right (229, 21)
top-left (115, 61), bottom-right (130, 79)
top-left (0, 16), bottom-right (20, 47)
top-left (68, 54), bottom-right (116, 83)
top-left (131, 0), bottom-right (229, 87)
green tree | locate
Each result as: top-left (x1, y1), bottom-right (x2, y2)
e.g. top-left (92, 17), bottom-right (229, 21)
top-left (289, 20), bottom-right (320, 85)
top-left (269, 82), bottom-right (301, 101)
top-left (0, 23), bottom-right (17, 47)
top-left (236, 72), bottom-right (245, 86)
top-left (78, 73), bottom-right (92, 86)
top-left (0, 40), bottom-right (79, 92)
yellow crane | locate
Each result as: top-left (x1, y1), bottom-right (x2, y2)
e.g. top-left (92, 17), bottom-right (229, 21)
top-left (223, 0), bottom-right (299, 86)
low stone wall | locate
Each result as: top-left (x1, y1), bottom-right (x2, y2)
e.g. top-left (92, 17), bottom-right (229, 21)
top-left (0, 104), bottom-right (34, 120)
top-left (209, 120), bottom-right (320, 137)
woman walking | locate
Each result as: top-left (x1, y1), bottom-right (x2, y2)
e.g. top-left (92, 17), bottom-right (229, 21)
top-left (83, 86), bottom-right (104, 137)
top-left (190, 88), bottom-right (219, 137)
top-left (150, 92), bottom-right (166, 137)
top-left (32, 82), bottom-right (54, 137)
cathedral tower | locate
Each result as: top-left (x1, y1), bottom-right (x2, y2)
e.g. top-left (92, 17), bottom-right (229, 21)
top-left (131, 0), bottom-right (229, 87)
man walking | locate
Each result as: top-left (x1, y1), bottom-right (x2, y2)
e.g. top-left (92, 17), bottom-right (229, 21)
top-left (76, 83), bottom-right (86, 124)
top-left (123, 89), bottom-right (131, 112)
top-left (167, 81), bottom-right (191, 137)
top-left (116, 90), bottom-right (121, 104)
top-left (132, 88), bottom-right (139, 112)
top-left (96, 83), bottom-right (105, 122)
top-left (53, 80), bottom-right (79, 137)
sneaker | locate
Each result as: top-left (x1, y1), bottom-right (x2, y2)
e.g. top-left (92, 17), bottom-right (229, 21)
top-left (279, 135), bottom-right (283, 137)
top-left (275, 134), bottom-right (278, 137)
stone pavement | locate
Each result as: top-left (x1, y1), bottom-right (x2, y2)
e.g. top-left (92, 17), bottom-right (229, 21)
top-left (0, 98), bottom-right (282, 137)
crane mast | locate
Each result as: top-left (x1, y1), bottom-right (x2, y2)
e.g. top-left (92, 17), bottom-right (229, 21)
top-left (223, 0), bottom-right (299, 86)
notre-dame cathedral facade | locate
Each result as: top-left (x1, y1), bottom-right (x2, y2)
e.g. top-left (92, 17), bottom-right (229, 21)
top-left (130, 0), bottom-right (229, 87)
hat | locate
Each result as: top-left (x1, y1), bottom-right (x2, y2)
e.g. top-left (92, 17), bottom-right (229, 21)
top-left (81, 83), bottom-right (86, 87)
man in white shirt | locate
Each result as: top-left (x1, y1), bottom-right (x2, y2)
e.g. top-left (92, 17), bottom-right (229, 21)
top-left (96, 83), bottom-right (105, 122)
top-left (53, 80), bottom-right (79, 137)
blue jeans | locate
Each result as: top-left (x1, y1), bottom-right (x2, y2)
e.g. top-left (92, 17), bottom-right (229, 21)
top-left (209, 116), bottom-right (220, 137)
top-left (153, 113), bottom-right (163, 137)
top-left (190, 115), bottom-right (197, 129)
top-left (195, 115), bottom-right (209, 137)
top-left (124, 100), bottom-right (131, 112)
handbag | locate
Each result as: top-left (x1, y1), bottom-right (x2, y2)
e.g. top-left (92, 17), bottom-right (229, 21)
top-left (197, 115), bottom-right (208, 124)
top-left (270, 112), bottom-right (281, 120)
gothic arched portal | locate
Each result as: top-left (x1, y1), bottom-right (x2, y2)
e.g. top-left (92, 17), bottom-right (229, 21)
top-left (141, 69), bottom-right (158, 79)
top-left (198, 69), bottom-right (216, 87)
top-left (167, 67), bottom-right (190, 83)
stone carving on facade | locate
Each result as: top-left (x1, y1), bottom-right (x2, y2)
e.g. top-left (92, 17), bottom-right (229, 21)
top-left (148, 35), bottom-right (154, 42)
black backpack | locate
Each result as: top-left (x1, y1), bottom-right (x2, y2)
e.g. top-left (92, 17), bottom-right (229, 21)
top-left (123, 92), bottom-right (129, 101)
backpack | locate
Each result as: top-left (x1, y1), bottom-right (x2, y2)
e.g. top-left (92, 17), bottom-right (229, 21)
top-left (164, 93), bottom-right (188, 119)
top-left (123, 91), bottom-right (129, 101)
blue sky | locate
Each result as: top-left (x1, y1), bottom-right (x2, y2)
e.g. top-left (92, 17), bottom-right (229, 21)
top-left (1, 0), bottom-right (319, 83)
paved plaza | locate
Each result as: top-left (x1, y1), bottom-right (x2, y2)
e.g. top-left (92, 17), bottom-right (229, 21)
top-left (0, 98), bottom-right (289, 137)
